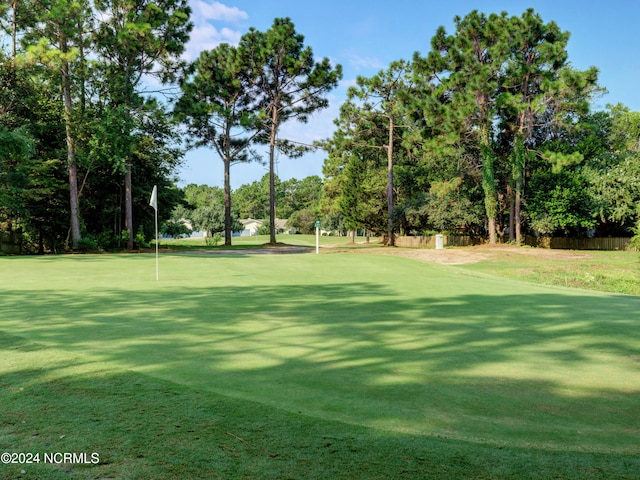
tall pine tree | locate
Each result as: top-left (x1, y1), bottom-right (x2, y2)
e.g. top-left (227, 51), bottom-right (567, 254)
top-left (239, 18), bottom-right (342, 244)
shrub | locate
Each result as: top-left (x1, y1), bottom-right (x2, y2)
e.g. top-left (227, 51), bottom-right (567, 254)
top-left (629, 220), bottom-right (640, 251)
top-left (134, 226), bottom-right (150, 249)
top-left (205, 233), bottom-right (222, 247)
top-left (76, 236), bottom-right (99, 252)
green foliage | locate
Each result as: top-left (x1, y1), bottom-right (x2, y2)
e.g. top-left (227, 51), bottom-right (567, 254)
top-left (528, 170), bottom-right (596, 235)
top-left (161, 206), bottom-right (192, 239)
top-left (338, 61), bottom-right (413, 243)
top-left (0, 126), bottom-right (35, 218)
top-left (418, 10), bottom-right (512, 242)
top-left (579, 106), bottom-right (640, 235)
top-left (628, 206), bottom-right (640, 251)
top-left (120, 229), bottom-right (130, 247)
top-left (278, 175), bottom-right (323, 220)
top-left (134, 226), bottom-right (150, 249)
top-left (182, 184), bottom-right (223, 209)
top-left (409, 9), bottom-right (600, 243)
top-left (629, 230), bottom-right (640, 251)
top-left (76, 236), bottom-right (99, 252)
top-left (287, 208), bottom-right (317, 234)
top-left (542, 150), bottom-right (584, 174)
top-left (92, 0), bottom-right (192, 249)
top-left (161, 221), bottom-right (190, 239)
top-left (175, 42), bottom-right (265, 245)
top-left (239, 17), bottom-right (342, 242)
top-left (204, 232), bottom-right (222, 247)
top-left (191, 203), bottom-right (224, 237)
top-left (0, 54), bottom-right (71, 253)
top-left (21, 0), bottom-right (96, 249)
top-left (325, 61), bottom-right (414, 238)
top-left (175, 42), bottom-right (262, 155)
top-left (339, 153), bottom-right (388, 234)
top-left (427, 184), bottom-right (484, 234)
top-left (2, 4), bottom-right (639, 253)
top-left (93, 0), bottom-right (192, 83)
top-left (257, 219), bottom-right (271, 236)
top-left (232, 174), bottom-right (272, 219)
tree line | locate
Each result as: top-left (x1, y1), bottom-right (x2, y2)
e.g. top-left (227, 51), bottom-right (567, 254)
top-left (1, 0), bottom-right (192, 252)
top-left (323, 9), bottom-right (639, 246)
top-left (164, 175), bottom-right (323, 239)
top-left (1, 6), bottom-right (639, 253)
top-left (1, 2), bottom-right (340, 252)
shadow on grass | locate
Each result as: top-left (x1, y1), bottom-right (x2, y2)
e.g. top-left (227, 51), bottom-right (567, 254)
top-left (1, 367), bottom-right (639, 480)
top-left (2, 278), bottom-right (639, 458)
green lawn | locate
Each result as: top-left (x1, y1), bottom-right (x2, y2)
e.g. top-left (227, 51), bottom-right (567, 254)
top-left (458, 248), bottom-right (640, 295)
top-left (1, 251), bottom-right (639, 479)
top-left (159, 233), bottom-right (381, 249)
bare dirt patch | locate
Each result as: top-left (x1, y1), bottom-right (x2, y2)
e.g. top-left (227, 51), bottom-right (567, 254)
top-left (346, 244), bottom-right (592, 265)
top-left (169, 241), bottom-right (592, 264)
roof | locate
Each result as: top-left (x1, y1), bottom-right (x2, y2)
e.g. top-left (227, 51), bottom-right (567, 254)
top-left (239, 218), bottom-right (290, 229)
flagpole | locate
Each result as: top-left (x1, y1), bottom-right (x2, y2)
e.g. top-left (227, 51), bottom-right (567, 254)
top-left (154, 206), bottom-right (159, 281)
top-left (149, 185), bottom-right (159, 281)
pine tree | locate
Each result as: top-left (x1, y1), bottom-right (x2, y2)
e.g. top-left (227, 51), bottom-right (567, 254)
top-left (239, 18), bottom-right (342, 244)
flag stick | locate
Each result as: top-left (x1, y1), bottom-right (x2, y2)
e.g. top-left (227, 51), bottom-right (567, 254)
top-left (154, 207), bottom-right (159, 281)
top-left (150, 185), bottom-right (159, 281)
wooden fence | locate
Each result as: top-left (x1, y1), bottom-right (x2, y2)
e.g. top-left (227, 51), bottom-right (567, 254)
top-left (395, 235), bottom-right (474, 248)
top-left (396, 235), bottom-right (633, 251)
top-left (523, 236), bottom-right (632, 251)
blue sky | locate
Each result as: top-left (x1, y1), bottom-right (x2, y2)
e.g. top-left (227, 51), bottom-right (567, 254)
top-left (178, 0), bottom-right (640, 189)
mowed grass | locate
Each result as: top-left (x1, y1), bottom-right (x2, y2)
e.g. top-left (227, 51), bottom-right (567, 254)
top-left (1, 251), bottom-right (639, 479)
top-left (459, 248), bottom-right (640, 296)
top-left (159, 233), bottom-right (382, 250)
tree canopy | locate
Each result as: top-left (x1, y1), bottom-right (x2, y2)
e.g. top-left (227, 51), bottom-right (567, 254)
top-left (1, 6), bottom-right (639, 254)
top-left (238, 17), bottom-right (342, 243)
top-left (325, 8), bottom-right (612, 243)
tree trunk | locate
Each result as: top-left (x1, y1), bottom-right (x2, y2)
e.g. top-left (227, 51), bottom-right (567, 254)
top-left (11, 0), bottom-right (17, 59)
top-left (61, 52), bottom-right (81, 249)
top-left (480, 128), bottom-right (497, 245)
top-left (124, 161), bottom-right (133, 249)
top-left (268, 106), bottom-right (278, 244)
top-left (122, 86), bottom-right (134, 250)
top-left (224, 157), bottom-right (232, 246)
top-left (515, 179), bottom-right (522, 244)
top-left (38, 226), bottom-right (44, 255)
top-left (513, 133), bottom-right (526, 245)
top-left (67, 149), bottom-right (81, 249)
top-left (487, 217), bottom-right (497, 244)
top-left (508, 186), bottom-right (515, 242)
top-left (386, 115), bottom-right (395, 246)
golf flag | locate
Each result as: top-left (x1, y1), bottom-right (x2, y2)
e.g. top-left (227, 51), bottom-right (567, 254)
top-left (150, 185), bottom-right (159, 281)
top-left (149, 185), bottom-right (158, 211)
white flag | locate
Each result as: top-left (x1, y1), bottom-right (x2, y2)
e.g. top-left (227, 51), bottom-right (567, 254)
top-left (149, 185), bottom-right (158, 211)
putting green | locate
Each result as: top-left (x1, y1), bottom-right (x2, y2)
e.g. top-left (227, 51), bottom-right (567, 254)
top-left (1, 252), bottom-right (639, 453)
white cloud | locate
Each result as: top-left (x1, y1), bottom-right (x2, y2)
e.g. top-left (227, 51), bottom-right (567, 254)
top-left (343, 52), bottom-right (386, 71)
top-left (190, 0), bottom-right (247, 22)
top-left (339, 78), bottom-right (357, 89)
top-left (278, 91), bottom-right (344, 152)
top-left (184, 24), bottom-right (242, 60)
top-left (184, 1), bottom-right (246, 61)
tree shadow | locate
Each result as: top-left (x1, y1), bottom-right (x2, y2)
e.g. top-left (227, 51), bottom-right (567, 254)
top-left (1, 280), bottom-right (639, 454)
top-left (4, 367), bottom-right (638, 479)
